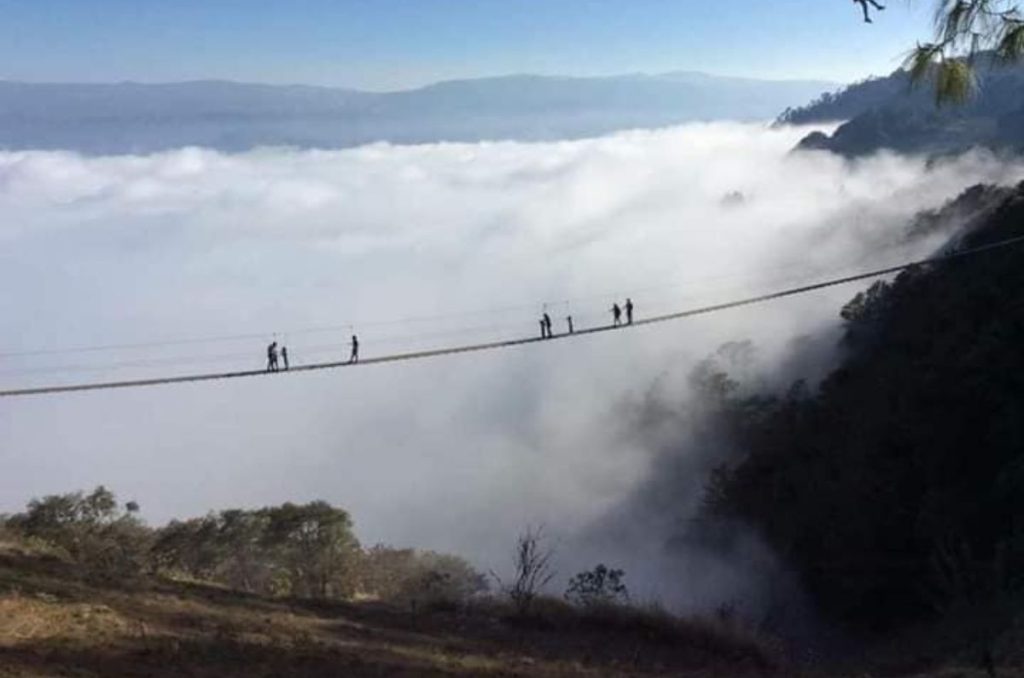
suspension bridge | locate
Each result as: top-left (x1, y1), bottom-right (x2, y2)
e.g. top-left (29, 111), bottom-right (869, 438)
top-left (3, 233), bottom-right (1024, 398)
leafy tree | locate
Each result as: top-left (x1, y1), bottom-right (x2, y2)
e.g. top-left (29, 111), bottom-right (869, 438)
top-left (9, 489), bottom-right (486, 610)
top-left (150, 515), bottom-right (222, 579)
top-left (216, 509), bottom-right (274, 592)
top-left (151, 502), bottom-right (360, 598)
top-left (6, 486), bottom-right (151, 576)
top-left (358, 545), bottom-right (420, 598)
top-left (261, 501), bottom-right (360, 599)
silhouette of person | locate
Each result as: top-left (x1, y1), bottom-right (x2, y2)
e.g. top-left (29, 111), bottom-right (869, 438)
top-left (543, 313), bottom-right (553, 338)
top-left (612, 303), bottom-right (622, 327)
top-left (539, 318), bottom-right (546, 338)
top-left (854, 0), bottom-right (884, 23)
top-left (625, 298), bottom-right (634, 325)
top-left (281, 346), bottom-right (289, 371)
top-left (567, 315), bottom-right (574, 334)
top-left (349, 335), bottom-right (359, 364)
top-left (266, 342), bottom-right (278, 372)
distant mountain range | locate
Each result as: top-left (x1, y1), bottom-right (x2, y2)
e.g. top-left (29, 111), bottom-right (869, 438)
top-left (0, 73), bottom-right (835, 154)
top-left (779, 56), bottom-right (1024, 157)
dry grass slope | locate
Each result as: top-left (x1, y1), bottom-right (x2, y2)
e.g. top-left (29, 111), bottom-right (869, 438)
top-left (0, 539), bottom-right (777, 677)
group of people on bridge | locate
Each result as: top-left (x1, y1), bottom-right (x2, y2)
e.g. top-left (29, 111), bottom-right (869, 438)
top-left (265, 335), bottom-right (358, 372)
top-left (613, 298), bottom-right (634, 327)
top-left (264, 298), bottom-right (637, 369)
top-left (266, 341), bottom-right (289, 372)
top-left (538, 298), bottom-right (634, 339)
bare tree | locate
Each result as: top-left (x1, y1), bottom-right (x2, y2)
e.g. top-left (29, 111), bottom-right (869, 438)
top-left (492, 526), bottom-right (556, 614)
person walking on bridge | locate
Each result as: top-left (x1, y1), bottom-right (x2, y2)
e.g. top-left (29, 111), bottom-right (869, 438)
top-left (566, 315), bottom-right (574, 334)
top-left (266, 342), bottom-right (279, 372)
top-left (349, 335), bottom-right (359, 364)
top-left (281, 345), bottom-right (289, 371)
top-left (543, 312), bottom-right (553, 338)
top-left (612, 303), bottom-right (622, 327)
top-left (625, 298), bottom-right (634, 325)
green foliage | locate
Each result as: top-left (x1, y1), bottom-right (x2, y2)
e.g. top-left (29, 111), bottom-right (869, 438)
top-left (902, 47), bottom-right (976, 106)
top-left (776, 75), bottom-right (908, 126)
top-left (935, 58), bottom-right (977, 104)
top-left (904, 1), bottom-right (1023, 103)
top-left (565, 564), bottom-right (629, 607)
top-left (703, 181), bottom-right (1024, 628)
top-left (5, 486), bottom-right (150, 577)
top-left (152, 502), bottom-right (360, 599)
top-left (789, 5), bottom-right (1024, 154)
top-left (996, 20), bottom-right (1024, 59)
top-left (7, 488), bottom-right (484, 609)
top-left (260, 501), bottom-right (360, 598)
top-left (152, 511), bottom-right (275, 592)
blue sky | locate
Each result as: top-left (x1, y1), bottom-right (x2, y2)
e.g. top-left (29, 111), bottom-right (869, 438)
top-left (0, 1), bottom-right (934, 90)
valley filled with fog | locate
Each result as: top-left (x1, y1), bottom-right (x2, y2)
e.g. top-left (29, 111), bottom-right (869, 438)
top-left (2, 122), bottom-right (1021, 610)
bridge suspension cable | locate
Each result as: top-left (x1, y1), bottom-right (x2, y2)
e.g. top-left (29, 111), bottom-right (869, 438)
top-left (3, 232), bottom-right (1023, 398)
top-left (0, 245), bottom-right (899, 361)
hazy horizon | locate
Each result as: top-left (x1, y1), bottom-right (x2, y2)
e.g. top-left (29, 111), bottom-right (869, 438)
top-left (0, 69), bottom-right (841, 93)
top-left (0, 74), bottom-right (836, 155)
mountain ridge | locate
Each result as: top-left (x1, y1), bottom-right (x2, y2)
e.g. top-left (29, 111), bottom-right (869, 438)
top-left (0, 73), bottom-right (836, 154)
top-left (0, 70), bottom-right (836, 94)
top-left (779, 56), bottom-right (1024, 157)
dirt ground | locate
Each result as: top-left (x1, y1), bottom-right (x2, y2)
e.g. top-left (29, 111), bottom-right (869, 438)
top-left (2, 541), bottom-right (1022, 678)
top-left (0, 542), bottom-right (777, 677)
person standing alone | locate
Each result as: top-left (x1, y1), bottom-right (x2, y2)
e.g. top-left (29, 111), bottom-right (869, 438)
top-left (349, 335), bottom-right (359, 364)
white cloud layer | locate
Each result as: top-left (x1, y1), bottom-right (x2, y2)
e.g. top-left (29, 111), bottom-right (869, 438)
top-left (1, 123), bottom-right (1021, 609)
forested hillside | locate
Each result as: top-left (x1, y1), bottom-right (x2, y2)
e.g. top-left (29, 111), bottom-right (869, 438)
top-left (779, 56), bottom-right (1024, 157)
top-left (701, 181), bottom-right (1024, 666)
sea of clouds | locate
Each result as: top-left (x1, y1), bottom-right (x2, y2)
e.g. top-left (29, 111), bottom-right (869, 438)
top-left (1, 122), bottom-right (1021, 611)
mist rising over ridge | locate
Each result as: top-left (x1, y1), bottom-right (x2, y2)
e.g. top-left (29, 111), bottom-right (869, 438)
top-left (0, 73), bottom-right (836, 154)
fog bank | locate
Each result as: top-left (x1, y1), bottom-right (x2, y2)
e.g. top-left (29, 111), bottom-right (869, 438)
top-left (2, 123), bottom-right (1020, 611)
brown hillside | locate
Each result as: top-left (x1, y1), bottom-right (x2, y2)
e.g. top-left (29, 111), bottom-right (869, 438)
top-left (0, 540), bottom-right (775, 677)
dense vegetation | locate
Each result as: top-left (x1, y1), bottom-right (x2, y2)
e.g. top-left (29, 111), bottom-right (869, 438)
top-left (778, 56), bottom-right (1024, 157)
top-left (776, 74), bottom-right (914, 126)
top-left (0, 491), bottom-right (776, 676)
top-left (702, 181), bottom-right (1024, 647)
top-left (0, 487), bottom-right (486, 609)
